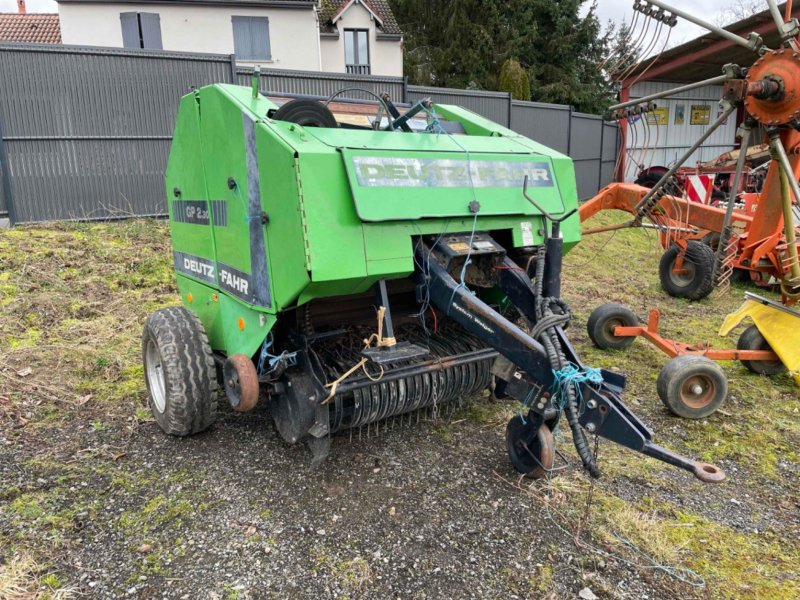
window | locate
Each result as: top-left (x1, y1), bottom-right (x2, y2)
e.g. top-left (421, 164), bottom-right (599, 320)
top-left (344, 29), bottom-right (369, 74)
top-left (120, 12), bottom-right (162, 50)
top-left (232, 16), bottom-right (271, 61)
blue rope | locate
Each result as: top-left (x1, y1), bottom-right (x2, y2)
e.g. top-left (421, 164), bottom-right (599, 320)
top-left (256, 335), bottom-right (298, 376)
top-left (550, 363), bottom-right (604, 412)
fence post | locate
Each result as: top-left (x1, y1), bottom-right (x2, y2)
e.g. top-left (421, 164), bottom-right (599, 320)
top-left (598, 118), bottom-right (605, 192)
top-left (0, 114), bottom-right (16, 225)
top-left (507, 93), bottom-right (513, 128)
top-left (228, 54), bottom-right (237, 84)
top-left (567, 105), bottom-right (574, 157)
top-left (402, 76), bottom-right (409, 104)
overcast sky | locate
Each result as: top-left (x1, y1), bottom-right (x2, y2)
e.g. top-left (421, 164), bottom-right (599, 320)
top-left (584, 0), bottom-right (737, 47)
top-left (2, 0), bottom-right (735, 48)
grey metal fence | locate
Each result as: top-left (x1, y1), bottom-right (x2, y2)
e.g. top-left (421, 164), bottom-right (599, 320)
top-left (238, 66), bottom-right (406, 103)
top-left (0, 44), bottom-right (233, 223)
top-left (0, 43), bottom-right (618, 224)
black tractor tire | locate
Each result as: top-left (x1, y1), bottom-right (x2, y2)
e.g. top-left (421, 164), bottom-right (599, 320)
top-left (142, 307), bottom-right (218, 436)
top-left (659, 241), bottom-right (716, 300)
top-left (586, 303), bottom-right (638, 350)
top-left (656, 355), bottom-right (727, 419)
top-left (635, 171), bottom-right (681, 196)
top-left (272, 99), bottom-right (338, 128)
top-left (737, 325), bottom-right (785, 376)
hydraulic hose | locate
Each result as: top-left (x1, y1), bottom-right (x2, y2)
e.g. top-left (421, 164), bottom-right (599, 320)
top-left (533, 248), bottom-right (600, 477)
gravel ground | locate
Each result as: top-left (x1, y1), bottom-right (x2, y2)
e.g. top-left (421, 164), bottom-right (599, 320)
top-left (1, 219), bottom-right (798, 599)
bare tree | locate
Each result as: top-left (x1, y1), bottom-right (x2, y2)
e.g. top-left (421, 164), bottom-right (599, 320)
top-left (714, 0), bottom-right (766, 26)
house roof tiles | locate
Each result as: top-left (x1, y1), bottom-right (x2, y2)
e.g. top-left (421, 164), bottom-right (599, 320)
top-left (0, 13), bottom-right (61, 44)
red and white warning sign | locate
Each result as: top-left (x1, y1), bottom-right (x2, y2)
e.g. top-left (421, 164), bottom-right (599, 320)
top-left (685, 175), bottom-right (714, 203)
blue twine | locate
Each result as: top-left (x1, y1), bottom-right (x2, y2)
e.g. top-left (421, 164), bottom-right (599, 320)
top-left (423, 105), bottom-right (481, 314)
top-left (256, 335), bottom-right (297, 376)
top-left (230, 181), bottom-right (262, 225)
top-left (550, 363), bottom-right (604, 412)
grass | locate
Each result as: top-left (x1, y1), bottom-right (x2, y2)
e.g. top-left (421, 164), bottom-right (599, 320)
top-left (0, 215), bottom-right (798, 598)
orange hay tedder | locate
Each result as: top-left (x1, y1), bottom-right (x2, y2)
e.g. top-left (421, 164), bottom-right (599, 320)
top-left (578, 0), bottom-right (800, 418)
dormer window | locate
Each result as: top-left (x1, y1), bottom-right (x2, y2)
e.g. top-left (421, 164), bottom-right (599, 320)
top-left (344, 29), bottom-right (369, 74)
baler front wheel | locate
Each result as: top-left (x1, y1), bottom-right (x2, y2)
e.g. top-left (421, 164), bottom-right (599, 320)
top-left (506, 417), bottom-right (555, 479)
top-left (737, 325), bottom-right (785, 376)
top-left (659, 242), bottom-right (716, 300)
top-left (657, 355), bottom-right (727, 419)
top-left (142, 307), bottom-right (218, 436)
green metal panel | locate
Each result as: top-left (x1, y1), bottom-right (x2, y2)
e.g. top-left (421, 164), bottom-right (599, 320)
top-left (340, 148), bottom-right (565, 221)
top-left (165, 83), bottom-right (582, 358)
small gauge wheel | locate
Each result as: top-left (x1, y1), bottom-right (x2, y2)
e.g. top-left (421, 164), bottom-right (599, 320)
top-left (737, 325), bottom-right (785, 376)
top-left (586, 303), bottom-right (638, 350)
top-left (223, 354), bottom-right (260, 413)
top-left (657, 355), bottom-right (727, 419)
top-left (506, 416), bottom-right (555, 479)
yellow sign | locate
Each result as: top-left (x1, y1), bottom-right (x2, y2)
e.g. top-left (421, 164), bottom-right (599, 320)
top-left (690, 105), bottom-right (711, 125)
top-left (646, 106), bottom-right (668, 125)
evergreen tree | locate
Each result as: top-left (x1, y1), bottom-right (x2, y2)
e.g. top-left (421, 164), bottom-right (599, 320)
top-left (499, 58), bottom-right (531, 101)
top-left (391, 0), bottom-right (615, 113)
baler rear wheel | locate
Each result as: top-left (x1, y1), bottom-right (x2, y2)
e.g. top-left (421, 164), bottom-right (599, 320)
top-left (506, 417), bottom-right (555, 479)
top-left (142, 307), bottom-right (218, 436)
top-left (587, 303), bottom-right (638, 350)
top-left (659, 241), bottom-right (716, 300)
top-left (737, 325), bottom-right (785, 376)
top-left (657, 355), bottom-right (727, 419)
top-left (224, 354), bottom-right (260, 412)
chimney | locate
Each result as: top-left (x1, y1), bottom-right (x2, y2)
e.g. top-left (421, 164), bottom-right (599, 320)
top-left (17, 0), bottom-right (27, 14)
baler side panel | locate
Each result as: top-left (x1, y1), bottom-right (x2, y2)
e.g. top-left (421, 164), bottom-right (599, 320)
top-left (296, 152), bottom-right (369, 282)
top-left (253, 122), bottom-right (312, 313)
top-left (165, 94), bottom-right (225, 351)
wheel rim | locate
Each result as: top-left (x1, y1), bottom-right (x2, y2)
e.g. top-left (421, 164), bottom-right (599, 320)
top-left (679, 373), bottom-right (715, 409)
top-left (669, 259), bottom-right (696, 287)
top-left (145, 339), bottom-right (166, 413)
top-left (603, 317), bottom-right (624, 340)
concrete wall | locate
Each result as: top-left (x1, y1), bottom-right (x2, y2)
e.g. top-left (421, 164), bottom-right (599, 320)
top-left (319, 1), bottom-right (402, 77)
top-left (625, 80), bottom-right (736, 181)
top-left (58, 2), bottom-right (321, 71)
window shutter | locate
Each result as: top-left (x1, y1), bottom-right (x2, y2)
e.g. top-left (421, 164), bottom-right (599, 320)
top-left (120, 12), bottom-right (140, 49)
top-left (232, 16), bottom-right (271, 60)
top-left (258, 17), bottom-right (271, 60)
top-left (139, 13), bottom-right (163, 50)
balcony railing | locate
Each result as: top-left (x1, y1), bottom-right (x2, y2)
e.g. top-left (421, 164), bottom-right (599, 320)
top-left (346, 64), bottom-right (371, 75)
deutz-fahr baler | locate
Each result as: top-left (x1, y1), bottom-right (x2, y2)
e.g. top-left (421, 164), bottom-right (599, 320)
top-left (142, 81), bottom-right (723, 482)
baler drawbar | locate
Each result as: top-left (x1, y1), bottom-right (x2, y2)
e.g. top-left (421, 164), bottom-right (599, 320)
top-left (142, 81), bottom-right (724, 483)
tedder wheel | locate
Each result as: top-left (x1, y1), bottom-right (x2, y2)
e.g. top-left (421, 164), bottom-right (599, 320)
top-left (659, 241), bottom-right (716, 300)
top-left (506, 416), bottom-right (555, 479)
top-left (223, 354), bottom-right (260, 412)
top-left (656, 355), bottom-right (727, 419)
top-left (737, 325), bottom-right (785, 376)
top-left (142, 307), bottom-right (218, 436)
top-left (586, 303), bottom-right (638, 350)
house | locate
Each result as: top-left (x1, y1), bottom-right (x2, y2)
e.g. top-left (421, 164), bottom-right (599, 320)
top-left (0, 0), bottom-right (61, 44)
top-left (55, 0), bottom-right (403, 76)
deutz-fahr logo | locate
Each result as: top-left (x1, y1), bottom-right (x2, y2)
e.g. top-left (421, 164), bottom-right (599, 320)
top-left (353, 157), bottom-right (554, 188)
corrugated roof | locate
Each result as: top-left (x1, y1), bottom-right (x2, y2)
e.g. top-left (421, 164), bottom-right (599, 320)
top-left (0, 13), bottom-right (61, 44)
top-left (319, 0), bottom-right (402, 36)
top-left (626, 1), bottom-right (798, 83)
